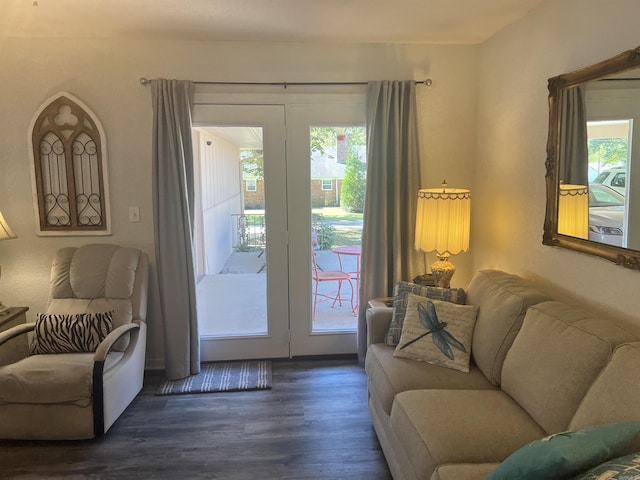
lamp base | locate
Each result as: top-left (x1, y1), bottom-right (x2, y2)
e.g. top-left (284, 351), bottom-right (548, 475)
top-left (430, 256), bottom-right (456, 289)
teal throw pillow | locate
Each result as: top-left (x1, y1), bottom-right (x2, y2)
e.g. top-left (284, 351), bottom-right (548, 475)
top-left (570, 452), bottom-right (640, 479)
top-left (486, 422), bottom-right (640, 480)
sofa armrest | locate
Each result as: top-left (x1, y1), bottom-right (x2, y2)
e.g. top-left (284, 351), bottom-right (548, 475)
top-left (0, 322), bottom-right (34, 347)
top-left (366, 307), bottom-right (393, 346)
top-left (94, 321), bottom-right (140, 362)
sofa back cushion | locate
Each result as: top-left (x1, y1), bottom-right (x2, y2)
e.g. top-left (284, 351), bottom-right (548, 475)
top-left (46, 244), bottom-right (148, 351)
top-left (501, 301), bottom-right (637, 434)
top-left (569, 342), bottom-right (640, 452)
top-left (466, 270), bottom-right (550, 385)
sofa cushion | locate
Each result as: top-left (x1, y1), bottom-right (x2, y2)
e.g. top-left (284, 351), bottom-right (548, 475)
top-left (569, 342), bottom-right (640, 452)
top-left (431, 463), bottom-right (500, 480)
top-left (486, 422), bottom-right (640, 480)
top-left (47, 245), bottom-right (143, 352)
top-left (501, 301), bottom-right (637, 435)
top-left (0, 352), bottom-right (123, 406)
top-left (365, 343), bottom-right (496, 415)
top-left (394, 295), bottom-right (478, 372)
top-left (466, 270), bottom-right (550, 386)
top-left (29, 311), bottom-right (113, 354)
top-left (385, 281), bottom-right (466, 346)
top-left (390, 389), bottom-right (546, 479)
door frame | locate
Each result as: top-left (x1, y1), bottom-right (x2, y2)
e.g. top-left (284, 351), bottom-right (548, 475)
top-left (192, 87), bottom-right (367, 359)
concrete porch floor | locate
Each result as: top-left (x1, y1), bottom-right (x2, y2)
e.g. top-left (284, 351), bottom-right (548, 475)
top-left (197, 249), bottom-right (358, 337)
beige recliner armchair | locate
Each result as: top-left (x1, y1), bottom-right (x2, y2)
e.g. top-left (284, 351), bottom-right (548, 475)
top-left (0, 244), bottom-right (149, 439)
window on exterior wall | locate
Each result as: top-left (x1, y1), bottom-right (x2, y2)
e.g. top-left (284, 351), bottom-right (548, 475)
top-left (321, 179), bottom-right (332, 191)
top-left (246, 179), bottom-right (257, 191)
top-left (29, 93), bottom-right (110, 235)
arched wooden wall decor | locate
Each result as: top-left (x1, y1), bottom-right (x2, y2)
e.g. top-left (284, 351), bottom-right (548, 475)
top-left (29, 92), bottom-right (111, 235)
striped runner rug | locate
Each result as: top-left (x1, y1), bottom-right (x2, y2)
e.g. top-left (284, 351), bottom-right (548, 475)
top-left (156, 360), bottom-right (272, 395)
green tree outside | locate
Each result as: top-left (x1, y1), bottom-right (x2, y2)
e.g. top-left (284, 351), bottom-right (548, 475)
top-left (341, 151), bottom-right (366, 212)
top-left (588, 138), bottom-right (628, 171)
top-left (241, 149), bottom-right (264, 179)
top-left (310, 126), bottom-right (367, 213)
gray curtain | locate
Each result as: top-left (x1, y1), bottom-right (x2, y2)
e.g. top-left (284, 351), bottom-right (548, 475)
top-left (358, 80), bottom-right (422, 362)
top-left (151, 79), bottom-right (200, 380)
top-left (560, 85), bottom-right (589, 186)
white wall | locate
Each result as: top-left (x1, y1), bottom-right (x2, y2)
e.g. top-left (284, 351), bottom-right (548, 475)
top-left (0, 38), bottom-right (477, 367)
top-left (195, 130), bottom-right (242, 275)
top-left (475, 0), bottom-right (640, 330)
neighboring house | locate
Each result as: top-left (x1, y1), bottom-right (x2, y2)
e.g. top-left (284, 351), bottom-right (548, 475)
top-left (242, 145), bottom-right (365, 209)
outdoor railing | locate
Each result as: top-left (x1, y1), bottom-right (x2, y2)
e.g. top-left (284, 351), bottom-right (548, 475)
top-left (232, 214), bottom-right (266, 251)
top-left (232, 213), bottom-right (331, 251)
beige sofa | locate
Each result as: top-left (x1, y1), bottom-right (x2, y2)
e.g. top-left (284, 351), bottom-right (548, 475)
top-left (365, 269), bottom-right (640, 480)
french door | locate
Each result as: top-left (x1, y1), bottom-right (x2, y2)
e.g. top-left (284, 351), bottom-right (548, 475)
top-left (192, 93), bottom-right (366, 361)
top-left (286, 103), bottom-right (366, 356)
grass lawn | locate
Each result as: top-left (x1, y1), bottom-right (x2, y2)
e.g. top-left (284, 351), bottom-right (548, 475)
top-left (333, 228), bottom-right (361, 246)
top-left (245, 207), bottom-right (363, 248)
top-left (312, 206), bottom-right (363, 223)
top-left (313, 207), bottom-right (362, 247)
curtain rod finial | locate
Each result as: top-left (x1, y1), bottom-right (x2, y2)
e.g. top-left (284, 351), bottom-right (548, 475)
top-left (140, 77), bottom-right (151, 85)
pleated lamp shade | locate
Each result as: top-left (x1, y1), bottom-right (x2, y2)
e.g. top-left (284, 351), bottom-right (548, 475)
top-left (415, 186), bottom-right (470, 288)
top-left (415, 187), bottom-right (471, 257)
top-left (558, 184), bottom-right (588, 239)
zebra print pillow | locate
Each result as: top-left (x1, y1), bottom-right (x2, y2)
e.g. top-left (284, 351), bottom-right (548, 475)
top-left (29, 311), bottom-right (114, 354)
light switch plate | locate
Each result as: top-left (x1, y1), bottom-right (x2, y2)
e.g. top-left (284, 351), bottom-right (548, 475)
top-left (129, 206), bottom-right (140, 223)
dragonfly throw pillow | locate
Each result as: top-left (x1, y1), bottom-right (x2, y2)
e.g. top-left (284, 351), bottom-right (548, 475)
top-left (385, 281), bottom-right (466, 347)
top-left (393, 293), bottom-right (479, 372)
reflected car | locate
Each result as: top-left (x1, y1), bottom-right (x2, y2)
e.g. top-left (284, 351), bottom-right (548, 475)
top-left (588, 184), bottom-right (625, 247)
top-left (592, 168), bottom-right (626, 195)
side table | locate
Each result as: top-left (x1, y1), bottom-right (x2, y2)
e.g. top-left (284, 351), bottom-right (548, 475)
top-left (368, 297), bottom-right (394, 309)
top-left (0, 307), bottom-right (29, 365)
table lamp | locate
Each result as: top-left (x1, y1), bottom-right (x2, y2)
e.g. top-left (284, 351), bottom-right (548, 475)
top-left (558, 184), bottom-right (588, 239)
top-left (415, 182), bottom-right (471, 288)
top-left (0, 210), bottom-right (17, 315)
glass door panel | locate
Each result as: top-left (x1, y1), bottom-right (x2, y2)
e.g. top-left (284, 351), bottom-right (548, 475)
top-left (286, 103), bottom-right (366, 356)
top-left (192, 104), bottom-right (289, 361)
top-left (310, 126), bottom-right (366, 332)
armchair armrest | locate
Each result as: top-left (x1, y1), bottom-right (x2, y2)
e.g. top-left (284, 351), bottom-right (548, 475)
top-left (366, 307), bottom-right (393, 346)
top-left (0, 322), bottom-right (34, 347)
top-left (93, 321), bottom-right (140, 362)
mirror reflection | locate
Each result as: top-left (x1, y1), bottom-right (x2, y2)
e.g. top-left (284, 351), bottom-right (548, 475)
top-left (544, 46), bottom-right (640, 269)
top-left (559, 72), bottom-right (639, 249)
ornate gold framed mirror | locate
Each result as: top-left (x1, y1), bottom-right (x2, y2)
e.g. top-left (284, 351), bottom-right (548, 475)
top-left (544, 46), bottom-right (640, 270)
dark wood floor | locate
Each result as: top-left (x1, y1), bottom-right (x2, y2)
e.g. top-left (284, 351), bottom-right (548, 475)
top-left (0, 359), bottom-right (392, 480)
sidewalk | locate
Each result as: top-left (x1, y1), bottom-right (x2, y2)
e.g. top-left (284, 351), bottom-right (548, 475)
top-left (197, 249), bottom-right (358, 337)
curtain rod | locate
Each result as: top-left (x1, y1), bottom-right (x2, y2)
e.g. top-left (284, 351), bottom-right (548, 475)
top-left (139, 77), bottom-right (432, 88)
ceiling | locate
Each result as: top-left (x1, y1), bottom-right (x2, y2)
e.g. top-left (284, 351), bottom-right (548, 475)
top-left (199, 127), bottom-right (264, 149)
top-left (2, 0), bottom-right (545, 44)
